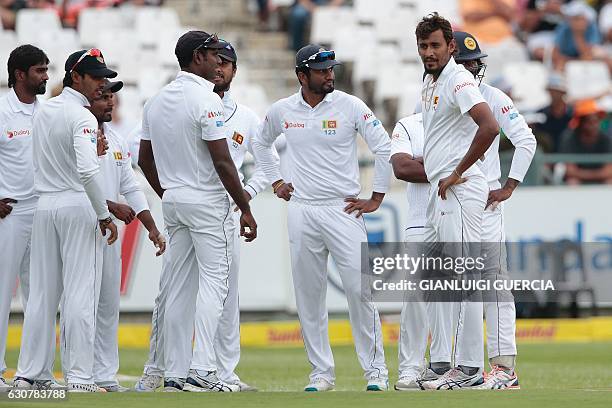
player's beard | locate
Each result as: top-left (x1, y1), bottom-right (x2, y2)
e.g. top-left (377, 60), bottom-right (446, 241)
top-left (308, 80), bottom-right (334, 95)
top-left (213, 79), bottom-right (231, 94)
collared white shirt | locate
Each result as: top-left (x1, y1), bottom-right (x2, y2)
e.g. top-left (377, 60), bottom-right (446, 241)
top-left (421, 57), bottom-right (488, 182)
top-left (99, 123), bottom-right (149, 215)
top-left (33, 87), bottom-right (109, 218)
top-left (390, 113), bottom-right (429, 229)
top-left (0, 88), bottom-right (40, 201)
top-left (478, 83), bottom-right (537, 188)
top-left (222, 91), bottom-right (276, 198)
top-left (141, 71), bottom-right (226, 195)
top-left (253, 89), bottom-right (392, 201)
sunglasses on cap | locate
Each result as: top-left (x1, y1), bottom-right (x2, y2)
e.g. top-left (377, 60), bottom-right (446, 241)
top-left (297, 50), bottom-right (336, 68)
top-left (70, 48), bottom-right (102, 73)
top-left (193, 33), bottom-right (220, 53)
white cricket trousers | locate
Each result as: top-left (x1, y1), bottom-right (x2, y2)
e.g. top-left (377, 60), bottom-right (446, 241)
top-left (142, 210), bottom-right (243, 383)
top-left (287, 198), bottom-right (388, 383)
top-left (93, 236), bottom-right (122, 386)
top-left (0, 197), bottom-right (35, 376)
top-left (162, 188), bottom-right (234, 378)
top-left (16, 192), bottom-right (102, 384)
top-left (398, 227), bottom-right (432, 379)
top-left (426, 174), bottom-right (487, 369)
top-left (482, 199), bottom-right (516, 360)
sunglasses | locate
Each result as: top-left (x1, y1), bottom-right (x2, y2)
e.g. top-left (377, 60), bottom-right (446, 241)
top-left (70, 48), bottom-right (102, 73)
top-left (193, 33), bottom-right (219, 54)
top-left (297, 50), bottom-right (335, 68)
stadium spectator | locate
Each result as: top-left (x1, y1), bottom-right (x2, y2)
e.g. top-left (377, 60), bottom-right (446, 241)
top-left (552, 0), bottom-right (602, 70)
top-left (460, 0), bottom-right (517, 44)
top-left (1, 0), bottom-right (59, 29)
top-left (288, 0), bottom-right (344, 51)
top-left (254, 0), bottom-right (271, 30)
top-left (533, 73), bottom-right (573, 152)
top-left (520, 0), bottom-right (569, 60)
top-left (559, 99), bottom-right (612, 184)
top-left (0, 0), bottom-right (27, 30)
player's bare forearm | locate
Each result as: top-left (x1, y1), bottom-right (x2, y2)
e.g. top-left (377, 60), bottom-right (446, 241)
top-left (208, 139), bottom-right (251, 214)
top-left (136, 210), bottom-right (159, 235)
top-left (138, 140), bottom-right (165, 199)
top-left (456, 103), bottom-right (499, 175)
top-left (391, 154), bottom-right (428, 183)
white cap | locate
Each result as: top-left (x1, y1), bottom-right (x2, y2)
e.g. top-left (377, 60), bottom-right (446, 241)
top-left (562, 1), bottom-right (596, 22)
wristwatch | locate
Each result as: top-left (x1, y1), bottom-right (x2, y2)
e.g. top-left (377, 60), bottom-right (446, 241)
top-left (99, 216), bottom-right (113, 227)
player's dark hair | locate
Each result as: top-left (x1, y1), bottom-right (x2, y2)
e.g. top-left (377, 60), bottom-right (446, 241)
top-left (7, 44), bottom-right (49, 88)
top-left (415, 12), bottom-right (454, 44)
top-left (295, 66), bottom-right (311, 85)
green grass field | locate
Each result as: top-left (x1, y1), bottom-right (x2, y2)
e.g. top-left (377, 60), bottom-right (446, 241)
top-left (4, 343), bottom-right (612, 407)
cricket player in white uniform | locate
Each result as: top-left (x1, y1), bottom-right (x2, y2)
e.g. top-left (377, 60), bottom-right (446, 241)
top-left (252, 44), bottom-right (391, 392)
top-left (413, 14), bottom-right (500, 390)
top-left (85, 80), bottom-right (166, 392)
top-left (138, 31), bottom-right (257, 393)
top-left (389, 112), bottom-right (443, 391)
top-left (0, 45), bottom-right (49, 392)
top-left (134, 41), bottom-right (270, 393)
top-left (453, 31), bottom-right (537, 390)
top-left (13, 49), bottom-right (119, 393)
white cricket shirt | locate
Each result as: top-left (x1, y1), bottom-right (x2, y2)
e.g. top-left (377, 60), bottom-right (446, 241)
top-left (0, 88), bottom-right (39, 201)
top-left (252, 89), bottom-right (392, 201)
top-left (99, 123), bottom-right (149, 215)
top-left (478, 84), bottom-right (537, 188)
top-left (390, 113), bottom-right (429, 229)
top-left (421, 57), bottom-right (488, 182)
top-left (141, 71), bottom-right (226, 196)
top-left (33, 87), bottom-right (110, 218)
top-left (222, 91), bottom-right (275, 198)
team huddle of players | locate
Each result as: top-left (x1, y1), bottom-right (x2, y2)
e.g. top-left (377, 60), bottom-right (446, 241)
top-left (0, 12), bottom-right (536, 393)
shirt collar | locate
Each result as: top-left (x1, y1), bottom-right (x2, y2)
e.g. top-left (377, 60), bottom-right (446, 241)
top-left (176, 71), bottom-right (215, 91)
top-left (7, 88), bottom-right (38, 115)
top-left (295, 88), bottom-right (335, 108)
top-left (222, 90), bottom-right (236, 112)
top-left (437, 57), bottom-right (458, 82)
top-left (62, 86), bottom-right (91, 107)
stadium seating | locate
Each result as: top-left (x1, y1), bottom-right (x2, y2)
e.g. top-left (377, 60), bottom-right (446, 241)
top-left (502, 61), bottom-right (550, 112)
top-left (77, 8), bottom-right (126, 48)
top-left (135, 7), bottom-right (181, 48)
top-left (0, 31), bottom-right (17, 86)
top-left (15, 9), bottom-right (62, 45)
top-left (310, 6), bottom-right (356, 47)
top-left (565, 61), bottom-right (611, 102)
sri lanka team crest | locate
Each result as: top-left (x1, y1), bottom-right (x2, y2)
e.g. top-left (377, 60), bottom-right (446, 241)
top-left (232, 131), bottom-right (244, 145)
top-left (322, 120), bottom-right (337, 129)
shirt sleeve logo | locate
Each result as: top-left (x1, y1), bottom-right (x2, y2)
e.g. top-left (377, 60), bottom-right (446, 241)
top-left (208, 110), bottom-right (224, 119)
top-left (216, 120), bottom-right (224, 127)
top-left (501, 105), bottom-right (514, 114)
top-left (454, 82), bottom-right (474, 93)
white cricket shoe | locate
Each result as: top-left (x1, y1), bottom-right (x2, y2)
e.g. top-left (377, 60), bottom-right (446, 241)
top-left (183, 370), bottom-right (239, 392)
top-left (234, 380), bottom-right (258, 392)
top-left (394, 376), bottom-right (421, 391)
top-left (420, 368), bottom-right (484, 390)
top-left (67, 383), bottom-right (107, 393)
top-left (35, 380), bottom-right (65, 390)
top-left (366, 377), bottom-right (388, 391)
top-left (100, 384), bottom-right (130, 392)
top-left (12, 377), bottom-right (34, 390)
top-left (0, 377), bottom-right (11, 392)
top-left (134, 374), bottom-right (163, 392)
top-left (162, 378), bottom-right (184, 392)
top-left (304, 378), bottom-right (334, 392)
top-left (474, 366), bottom-right (520, 390)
